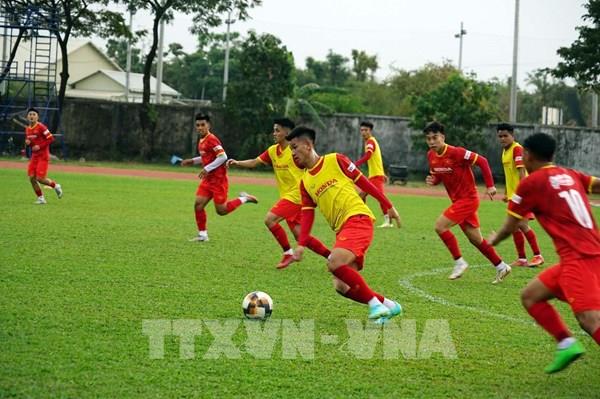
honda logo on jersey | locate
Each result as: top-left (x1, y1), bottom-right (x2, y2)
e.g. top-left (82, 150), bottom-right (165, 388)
top-left (549, 174), bottom-right (575, 189)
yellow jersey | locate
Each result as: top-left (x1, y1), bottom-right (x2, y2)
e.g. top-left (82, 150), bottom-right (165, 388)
top-left (502, 141), bottom-right (526, 198)
top-left (365, 137), bottom-right (385, 178)
top-left (258, 144), bottom-right (303, 204)
top-left (301, 153), bottom-right (374, 232)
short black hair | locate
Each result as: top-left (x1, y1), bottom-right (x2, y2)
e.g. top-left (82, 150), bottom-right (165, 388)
top-left (423, 121), bottom-right (445, 134)
top-left (285, 126), bottom-right (316, 143)
top-left (523, 133), bottom-right (556, 162)
top-left (360, 121), bottom-right (374, 130)
top-left (497, 123), bottom-right (514, 133)
top-left (195, 114), bottom-right (210, 122)
top-left (273, 117), bottom-right (295, 129)
top-left (27, 107), bottom-right (39, 115)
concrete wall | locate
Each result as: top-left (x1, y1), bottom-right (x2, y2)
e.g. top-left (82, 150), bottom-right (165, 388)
top-left (57, 99), bottom-right (600, 175)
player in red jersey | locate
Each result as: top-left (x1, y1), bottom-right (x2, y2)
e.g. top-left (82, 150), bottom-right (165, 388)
top-left (288, 126), bottom-right (402, 323)
top-left (424, 121), bottom-right (511, 283)
top-left (182, 114), bottom-right (258, 242)
top-left (25, 108), bottom-right (63, 204)
top-left (227, 118), bottom-right (331, 269)
top-left (490, 133), bottom-right (600, 373)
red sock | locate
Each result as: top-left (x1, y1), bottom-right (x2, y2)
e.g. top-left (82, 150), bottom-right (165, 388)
top-left (593, 328), bottom-right (600, 345)
top-left (268, 224), bottom-right (291, 251)
top-left (34, 186), bottom-right (43, 197)
top-left (194, 209), bottom-right (207, 231)
top-left (224, 198), bottom-right (242, 214)
top-left (524, 229), bottom-right (541, 255)
top-left (332, 265), bottom-right (376, 304)
top-left (305, 236), bottom-right (331, 258)
top-left (438, 230), bottom-right (461, 259)
top-left (527, 302), bottom-right (571, 342)
top-left (512, 231), bottom-right (526, 258)
top-left (476, 239), bottom-right (502, 266)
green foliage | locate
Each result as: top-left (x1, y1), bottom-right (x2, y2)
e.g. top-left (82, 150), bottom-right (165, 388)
top-left (226, 31), bottom-right (294, 157)
top-left (351, 49), bottom-right (378, 82)
top-left (552, 0), bottom-right (600, 91)
top-left (1, 167), bottom-right (600, 397)
top-left (105, 38), bottom-right (145, 73)
top-left (300, 50), bottom-right (352, 87)
top-left (308, 90), bottom-right (366, 114)
top-left (411, 73), bottom-right (497, 151)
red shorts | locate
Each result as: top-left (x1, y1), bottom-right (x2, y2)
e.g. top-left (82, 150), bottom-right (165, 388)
top-left (28, 156), bottom-right (49, 178)
top-left (368, 175), bottom-right (386, 193)
top-left (443, 198), bottom-right (480, 228)
top-left (538, 257), bottom-right (600, 313)
top-left (196, 178), bottom-right (228, 204)
top-left (334, 215), bottom-right (374, 270)
top-left (270, 199), bottom-right (302, 229)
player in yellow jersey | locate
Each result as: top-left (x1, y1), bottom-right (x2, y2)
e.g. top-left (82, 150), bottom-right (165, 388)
top-left (287, 126), bottom-right (402, 322)
top-left (497, 123), bottom-right (544, 267)
top-left (354, 121), bottom-right (392, 227)
top-left (227, 118), bottom-right (330, 269)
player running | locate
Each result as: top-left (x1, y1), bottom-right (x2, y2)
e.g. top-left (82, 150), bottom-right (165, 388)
top-left (287, 126), bottom-right (402, 323)
top-left (490, 132), bottom-right (600, 374)
top-left (497, 123), bottom-right (544, 267)
top-left (227, 118), bottom-right (331, 269)
top-left (25, 108), bottom-right (63, 204)
top-left (354, 121), bottom-right (392, 228)
top-left (423, 121), bottom-right (511, 283)
top-left (182, 114), bottom-right (257, 242)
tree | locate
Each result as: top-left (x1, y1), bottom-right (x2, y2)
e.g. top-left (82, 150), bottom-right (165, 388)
top-left (2, 1), bottom-right (129, 132)
top-left (120, 0), bottom-right (260, 159)
top-left (105, 38), bottom-right (145, 73)
top-left (551, 0), bottom-right (600, 91)
top-left (226, 31), bottom-right (294, 157)
top-left (411, 73), bottom-right (497, 151)
top-left (351, 49), bottom-right (378, 82)
top-left (301, 50), bottom-right (351, 87)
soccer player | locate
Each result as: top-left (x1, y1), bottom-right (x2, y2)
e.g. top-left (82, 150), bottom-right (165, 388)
top-left (424, 121), bottom-right (511, 283)
top-left (227, 118), bottom-right (331, 269)
top-left (287, 126), bottom-right (402, 322)
top-left (354, 121), bottom-right (392, 228)
top-left (181, 114), bottom-right (257, 242)
top-left (497, 123), bottom-right (544, 267)
top-left (25, 107), bottom-right (63, 204)
top-left (490, 133), bottom-right (600, 373)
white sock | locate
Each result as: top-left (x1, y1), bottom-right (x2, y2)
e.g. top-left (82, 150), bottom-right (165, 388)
top-left (455, 257), bottom-right (466, 265)
top-left (368, 297), bottom-right (382, 307)
top-left (495, 262), bottom-right (507, 271)
top-left (557, 337), bottom-right (576, 350)
top-left (239, 196), bottom-right (248, 204)
top-left (383, 214), bottom-right (390, 223)
top-left (382, 298), bottom-right (396, 309)
top-left (283, 248), bottom-right (293, 255)
top-left (198, 230), bottom-right (208, 237)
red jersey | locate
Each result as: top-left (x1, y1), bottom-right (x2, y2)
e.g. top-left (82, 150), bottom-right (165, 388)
top-left (508, 166), bottom-right (600, 262)
top-left (197, 132), bottom-right (226, 182)
top-left (427, 144), bottom-right (486, 202)
top-left (25, 122), bottom-right (54, 158)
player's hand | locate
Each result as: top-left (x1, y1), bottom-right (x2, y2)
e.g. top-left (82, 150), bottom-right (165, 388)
top-left (387, 206), bottom-right (402, 228)
top-left (226, 159), bottom-right (237, 168)
top-left (181, 159), bottom-right (193, 166)
top-left (502, 195), bottom-right (509, 203)
top-left (293, 246), bottom-right (305, 261)
top-left (198, 168), bottom-right (207, 178)
top-left (486, 186), bottom-right (497, 200)
top-left (25, 139), bottom-right (31, 146)
top-left (425, 175), bottom-right (436, 186)
top-left (31, 145), bottom-right (40, 152)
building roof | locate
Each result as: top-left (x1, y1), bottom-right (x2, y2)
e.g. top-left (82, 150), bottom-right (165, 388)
top-left (70, 69), bottom-right (180, 96)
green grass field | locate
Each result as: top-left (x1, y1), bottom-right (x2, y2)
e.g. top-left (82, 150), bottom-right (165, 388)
top-left (1, 167), bottom-right (599, 398)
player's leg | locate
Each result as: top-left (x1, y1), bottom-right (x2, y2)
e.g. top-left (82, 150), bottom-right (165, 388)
top-left (372, 176), bottom-right (392, 228)
top-left (213, 181), bottom-right (257, 216)
top-left (520, 218), bottom-right (544, 266)
top-left (511, 224), bottom-right (528, 266)
top-left (28, 159), bottom-right (45, 203)
top-left (264, 207), bottom-right (294, 269)
top-left (522, 266), bottom-right (583, 373)
top-left (434, 213), bottom-right (467, 279)
top-left (563, 258), bottom-right (600, 346)
top-left (191, 180), bottom-right (212, 242)
top-left (461, 223), bottom-right (511, 284)
top-left (34, 160), bottom-right (62, 199)
top-left (288, 211), bottom-right (330, 260)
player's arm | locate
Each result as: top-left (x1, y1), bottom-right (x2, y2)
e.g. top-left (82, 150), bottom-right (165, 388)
top-left (591, 177), bottom-right (600, 194)
top-left (294, 181), bottom-right (317, 260)
top-left (228, 150), bottom-right (270, 169)
top-left (426, 172), bottom-right (440, 186)
top-left (490, 182), bottom-right (533, 245)
top-left (32, 127), bottom-right (54, 152)
top-left (489, 214), bottom-right (521, 246)
top-left (199, 151), bottom-right (227, 178)
top-left (471, 152), bottom-right (496, 199)
top-left (354, 139), bottom-right (375, 167)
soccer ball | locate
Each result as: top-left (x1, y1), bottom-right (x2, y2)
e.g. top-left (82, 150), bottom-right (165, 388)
top-left (242, 291), bottom-right (273, 320)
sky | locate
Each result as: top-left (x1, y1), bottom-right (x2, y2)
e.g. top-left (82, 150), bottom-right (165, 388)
top-left (109, 0), bottom-right (588, 89)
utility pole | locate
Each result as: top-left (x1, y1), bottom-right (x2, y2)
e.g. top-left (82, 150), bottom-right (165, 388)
top-left (155, 3), bottom-right (165, 104)
top-left (509, 0), bottom-right (520, 123)
top-left (592, 92), bottom-right (598, 128)
top-left (454, 22), bottom-right (466, 72)
top-left (125, 9), bottom-right (133, 102)
top-left (222, 9), bottom-right (233, 103)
